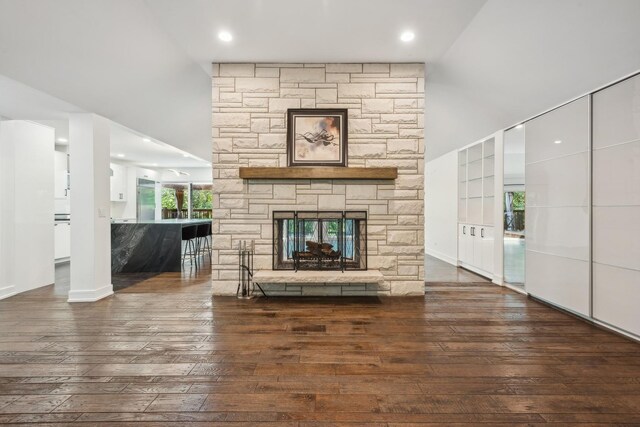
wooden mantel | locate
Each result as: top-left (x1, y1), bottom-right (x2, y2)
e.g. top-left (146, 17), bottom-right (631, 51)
top-left (239, 167), bottom-right (397, 180)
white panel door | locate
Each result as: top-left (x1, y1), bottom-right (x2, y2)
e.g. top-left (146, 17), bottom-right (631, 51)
top-left (464, 225), bottom-right (474, 265)
top-left (592, 73), bottom-right (640, 336)
top-left (457, 224), bottom-right (466, 264)
top-left (525, 96), bottom-right (590, 316)
top-left (472, 226), bottom-right (482, 268)
top-left (480, 226), bottom-right (494, 274)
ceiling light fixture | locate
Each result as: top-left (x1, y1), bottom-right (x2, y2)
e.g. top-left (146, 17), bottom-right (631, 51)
top-left (218, 30), bottom-right (233, 42)
top-left (183, 153), bottom-right (190, 158)
top-left (142, 138), bottom-right (151, 142)
top-left (554, 140), bottom-right (562, 144)
top-left (116, 153), bottom-right (125, 157)
top-left (515, 124), bottom-right (523, 130)
top-left (400, 31), bottom-right (415, 42)
top-left (57, 137), bottom-right (68, 143)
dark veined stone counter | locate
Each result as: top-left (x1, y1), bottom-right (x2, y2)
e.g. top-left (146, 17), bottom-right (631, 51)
top-left (111, 219), bottom-right (211, 273)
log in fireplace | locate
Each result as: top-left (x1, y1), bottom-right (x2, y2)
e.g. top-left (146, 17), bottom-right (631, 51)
top-left (272, 211), bottom-right (367, 271)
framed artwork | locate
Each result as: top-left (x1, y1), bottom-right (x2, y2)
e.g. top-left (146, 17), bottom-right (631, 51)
top-left (286, 109), bottom-right (348, 167)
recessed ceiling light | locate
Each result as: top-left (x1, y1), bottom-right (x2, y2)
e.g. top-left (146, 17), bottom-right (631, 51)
top-left (554, 140), bottom-right (562, 144)
top-left (116, 153), bottom-right (125, 157)
top-left (183, 154), bottom-right (190, 158)
top-left (57, 137), bottom-right (68, 143)
top-left (400, 31), bottom-right (415, 42)
top-left (142, 138), bottom-right (151, 142)
top-left (218, 30), bottom-right (233, 42)
top-left (515, 124), bottom-right (523, 130)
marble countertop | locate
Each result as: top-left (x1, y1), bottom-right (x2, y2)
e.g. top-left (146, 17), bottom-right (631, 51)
top-left (111, 219), bottom-right (211, 225)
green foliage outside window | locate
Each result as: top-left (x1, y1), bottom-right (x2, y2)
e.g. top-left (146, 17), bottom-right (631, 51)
top-left (161, 188), bottom-right (177, 209)
top-left (511, 192), bottom-right (525, 210)
top-left (191, 189), bottom-right (213, 209)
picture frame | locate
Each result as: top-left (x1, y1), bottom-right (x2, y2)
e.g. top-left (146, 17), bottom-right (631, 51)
top-left (286, 108), bottom-right (348, 167)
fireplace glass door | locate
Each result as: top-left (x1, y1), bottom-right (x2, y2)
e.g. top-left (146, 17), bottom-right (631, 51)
top-left (273, 211), bottom-right (367, 271)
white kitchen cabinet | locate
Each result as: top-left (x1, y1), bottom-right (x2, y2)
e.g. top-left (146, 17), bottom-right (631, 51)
top-left (110, 163), bottom-right (127, 202)
top-left (54, 222), bottom-right (70, 261)
top-left (54, 150), bottom-right (69, 199)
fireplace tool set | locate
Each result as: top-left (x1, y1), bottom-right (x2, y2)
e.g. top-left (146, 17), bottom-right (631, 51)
top-left (236, 240), bottom-right (266, 299)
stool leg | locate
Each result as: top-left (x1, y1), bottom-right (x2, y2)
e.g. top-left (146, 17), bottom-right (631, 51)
top-left (191, 239), bottom-right (198, 270)
top-left (206, 237), bottom-right (212, 263)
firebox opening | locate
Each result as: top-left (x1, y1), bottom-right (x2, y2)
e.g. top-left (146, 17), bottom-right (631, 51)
top-left (272, 211), bottom-right (367, 271)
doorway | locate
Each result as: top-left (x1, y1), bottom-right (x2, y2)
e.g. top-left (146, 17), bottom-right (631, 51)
top-left (503, 126), bottom-right (525, 289)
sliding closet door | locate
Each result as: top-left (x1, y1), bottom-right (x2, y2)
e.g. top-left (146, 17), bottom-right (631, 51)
top-left (525, 96), bottom-right (590, 315)
top-left (592, 75), bottom-right (640, 336)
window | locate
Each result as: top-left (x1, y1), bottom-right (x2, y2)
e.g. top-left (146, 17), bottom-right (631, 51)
top-left (161, 183), bottom-right (212, 219)
top-left (161, 184), bottom-right (189, 219)
top-left (191, 184), bottom-right (213, 219)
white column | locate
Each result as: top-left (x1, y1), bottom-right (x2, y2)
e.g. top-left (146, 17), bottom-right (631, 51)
top-left (68, 114), bottom-right (113, 302)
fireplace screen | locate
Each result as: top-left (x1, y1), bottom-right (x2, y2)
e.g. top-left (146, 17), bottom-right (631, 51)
top-left (272, 211), bottom-right (367, 271)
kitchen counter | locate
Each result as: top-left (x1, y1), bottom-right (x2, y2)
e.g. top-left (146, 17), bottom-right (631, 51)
top-left (111, 219), bottom-right (211, 273)
top-left (111, 219), bottom-right (211, 225)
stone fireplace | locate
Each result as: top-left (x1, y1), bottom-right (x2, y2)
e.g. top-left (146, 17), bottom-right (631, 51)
top-left (211, 63), bottom-right (425, 296)
top-left (272, 210), bottom-right (367, 271)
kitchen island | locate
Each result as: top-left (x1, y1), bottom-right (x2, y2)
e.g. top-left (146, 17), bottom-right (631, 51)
top-left (111, 219), bottom-right (210, 273)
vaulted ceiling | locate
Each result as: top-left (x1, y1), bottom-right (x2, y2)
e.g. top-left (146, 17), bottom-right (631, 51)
top-left (1, 0), bottom-right (639, 161)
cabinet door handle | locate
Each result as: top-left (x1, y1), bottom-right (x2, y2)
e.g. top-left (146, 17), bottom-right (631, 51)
top-left (463, 226), bottom-right (466, 235)
top-left (470, 227), bottom-right (474, 236)
top-left (481, 228), bottom-right (484, 238)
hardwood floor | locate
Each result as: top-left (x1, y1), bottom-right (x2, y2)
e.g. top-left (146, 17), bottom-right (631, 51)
top-left (424, 255), bottom-right (490, 283)
top-left (0, 267), bottom-right (639, 425)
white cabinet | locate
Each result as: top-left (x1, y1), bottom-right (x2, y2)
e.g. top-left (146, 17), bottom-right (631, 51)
top-left (458, 137), bottom-right (495, 279)
top-left (110, 163), bottom-right (127, 202)
top-left (481, 226), bottom-right (494, 273)
top-left (458, 224), bottom-right (494, 278)
top-left (54, 150), bottom-right (69, 199)
top-left (54, 222), bottom-right (70, 261)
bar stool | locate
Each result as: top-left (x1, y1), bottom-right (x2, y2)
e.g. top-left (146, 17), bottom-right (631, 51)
top-left (182, 224), bottom-right (199, 270)
top-left (196, 222), bottom-right (212, 264)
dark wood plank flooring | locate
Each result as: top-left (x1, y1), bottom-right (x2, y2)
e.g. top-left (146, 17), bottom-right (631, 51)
top-left (0, 266), bottom-right (639, 425)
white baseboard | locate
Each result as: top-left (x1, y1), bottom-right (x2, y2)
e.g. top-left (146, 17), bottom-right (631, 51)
top-left (424, 249), bottom-right (457, 266)
top-left (0, 285), bottom-right (16, 300)
top-left (67, 284), bottom-right (114, 302)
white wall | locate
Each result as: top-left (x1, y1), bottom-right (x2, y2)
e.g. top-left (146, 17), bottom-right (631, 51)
top-left (425, 150), bottom-right (459, 265)
top-left (0, 120), bottom-right (55, 299)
